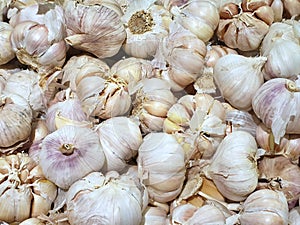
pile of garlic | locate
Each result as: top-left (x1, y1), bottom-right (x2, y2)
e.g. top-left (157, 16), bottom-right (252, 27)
top-left (0, 0), bottom-right (299, 224)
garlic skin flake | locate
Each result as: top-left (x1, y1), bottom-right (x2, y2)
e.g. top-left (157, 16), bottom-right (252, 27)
top-left (64, 0), bottom-right (126, 58)
top-left (239, 189), bottom-right (289, 225)
top-left (137, 132), bottom-right (186, 203)
top-left (205, 131), bottom-right (259, 202)
top-left (121, 0), bottom-right (172, 59)
top-left (213, 54), bottom-right (266, 111)
top-left (0, 22), bottom-right (15, 65)
top-left (66, 171), bottom-right (148, 225)
top-left (39, 125), bottom-right (105, 190)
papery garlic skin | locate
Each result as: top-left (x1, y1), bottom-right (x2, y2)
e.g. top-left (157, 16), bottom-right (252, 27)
top-left (137, 132), bottom-right (186, 203)
top-left (239, 189), bottom-right (289, 225)
top-left (171, 0), bottom-right (220, 43)
top-left (214, 54), bottom-right (266, 111)
top-left (206, 131), bottom-right (259, 202)
top-left (121, 0), bottom-right (172, 59)
top-left (153, 21), bottom-right (206, 91)
top-left (39, 125), bottom-right (105, 190)
top-left (289, 207), bottom-right (300, 225)
top-left (64, 0), bottom-right (126, 58)
top-left (0, 153), bottom-right (57, 223)
top-left (9, 4), bottom-right (67, 76)
top-left (67, 171), bottom-right (148, 225)
top-left (252, 78), bottom-right (300, 144)
top-left (94, 116), bottom-right (142, 173)
top-left (0, 22), bottom-right (15, 65)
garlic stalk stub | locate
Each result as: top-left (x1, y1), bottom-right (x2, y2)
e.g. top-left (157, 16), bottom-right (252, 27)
top-left (205, 130), bottom-right (259, 201)
top-left (66, 171), bottom-right (148, 225)
top-left (64, 0), bottom-right (126, 58)
top-left (137, 132), bottom-right (186, 203)
top-left (39, 125), bottom-right (106, 189)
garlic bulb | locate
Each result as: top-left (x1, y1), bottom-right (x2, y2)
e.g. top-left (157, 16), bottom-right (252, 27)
top-left (171, 203), bottom-right (226, 225)
top-left (205, 131), bottom-right (259, 201)
top-left (257, 156), bottom-right (300, 209)
top-left (110, 57), bottom-right (154, 94)
top-left (4, 69), bottom-right (46, 114)
top-left (239, 189), bottom-right (289, 225)
top-left (66, 171), bottom-right (148, 225)
top-left (121, 0), bottom-right (172, 59)
top-left (60, 55), bottom-right (110, 92)
top-left (0, 93), bottom-right (32, 153)
top-left (45, 91), bottom-right (89, 132)
top-left (64, 0), bottom-right (126, 58)
top-left (217, 6), bottom-right (270, 51)
top-left (213, 54), bottom-right (266, 111)
top-left (137, 132), bottom-right (186, 203)
top-left (252, 78), bottom-right (300, 144)
top-left (0, 153), bottom-right (57, 223)
top-left (94, 116), bottom-right (142, 173)
top-left (152, 21), bottom-right (206, 92)
top-left (0, 22), bottom-right (15, 65)
top-left (262, 39), bottom-right (300, 80)
top-left (256, 123), bottom-right (300, 163)
top-left (170, 0), bottom-right (220, 42)
top-left (9, 3), bottom-right (67, 76)
top-left (39, 125), bottom-right (106, 189)
top-left (289, 207), bottom-right (300, 225)
top-left (76, 74), bottom-right (131, 119)
top-left (131, 78), bottom-right (177, 133)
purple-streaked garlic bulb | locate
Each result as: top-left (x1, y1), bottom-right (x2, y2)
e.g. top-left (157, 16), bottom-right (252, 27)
top-left (45, 90), bottom-right (90, 132)
top-left (64, 0), bottom-right (126, 58)
top-left (252, 78), bottom-right (300, 144)
top-left (0, 153), bottom-right (57, 223)
top-left (66, 171), bottom-right (148, 225)
top-left (131, 78), bottom-right (177, 134)
top-left (239, 189), bottom-right (289, 225)
top-left (137, 132), bottom-right (186, 203)
top-left (257, 156), bottom-right (300, 209)
top-left (9, 3), bottom-right (67, 76)
top-left (94, 116), bottom-right (142, 173)
top-left (39, 125), bottom-right (106, 190)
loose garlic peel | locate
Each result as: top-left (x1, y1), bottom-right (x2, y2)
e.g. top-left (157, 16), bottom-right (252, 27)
top-left (205, 131), bottom-right (259, 202)
top-left (0, 153), bottom-right (57, 223)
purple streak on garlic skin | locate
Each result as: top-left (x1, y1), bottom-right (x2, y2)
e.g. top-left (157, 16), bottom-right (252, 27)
top-left (39, 125), bottom-right (105, 190)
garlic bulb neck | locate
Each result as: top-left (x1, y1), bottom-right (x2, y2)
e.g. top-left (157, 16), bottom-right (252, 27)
top-left (128, 10), bottom-right (154, 34)
top-left (286, 80), bottom-right (300, 92)
top-left (105, 75), bottom-right (127, 89)
top-left (59, 143), bottom-right (75, 155)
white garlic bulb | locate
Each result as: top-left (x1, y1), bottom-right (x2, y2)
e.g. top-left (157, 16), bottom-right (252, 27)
top-left (213, 54), bottom-right (267, 111)
top-left (170, 0), bottom-right (220, 42)
top-left (252, 78), bottom-right (300, 144)
top-left (239, 189), bottom-right (289, 225)
top-left (153, 21), bottom-right (206, 92)
top-left (0, 153), bottom-right (57, 223)
top-left (121, 0), bottom-right (172, 59)
top-left (137, 132), bottom-right (186, 203)
top-left (0, 22), bottom-right (15, 65)
top-left (205, 131), bottom-right (259, 201)
top-left (64, 0), bottom-right (126, 58)
top-left (66, 171), bottom-right (148, 225)
top-left (94, 116), bottom-right (142, 173)
top-left (39, 125), bottom-right (106, 189)
top-left (9, 3), bottom-right (67, 76)
top-left (131, 78), bottom-right (177, 133)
